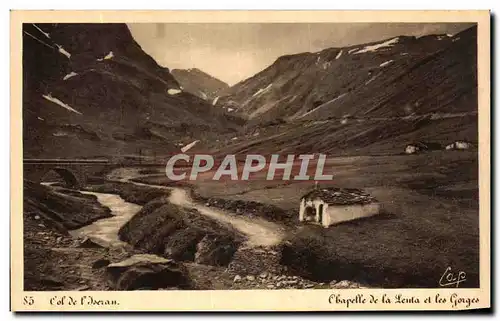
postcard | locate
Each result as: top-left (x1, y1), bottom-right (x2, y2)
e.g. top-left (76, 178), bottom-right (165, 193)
top-left (10, 10), bottom-right (490, 311)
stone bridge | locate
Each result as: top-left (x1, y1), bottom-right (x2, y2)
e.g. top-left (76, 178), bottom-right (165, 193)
top-left (23, 159), bottom-right (115, 188)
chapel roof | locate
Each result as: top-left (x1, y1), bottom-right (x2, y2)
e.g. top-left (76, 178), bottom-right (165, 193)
top-left (301, 187), bottom-right (377, 205)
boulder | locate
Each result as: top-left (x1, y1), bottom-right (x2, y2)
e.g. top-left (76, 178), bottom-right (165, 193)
top-left (446, 141), bottom-right (474, 150)
top-left (106, 254), bottom-right (191, 290)
top-left (334, 280), bottom-right (352, 288)
top-left (194, 235), bottom-right (239, 267)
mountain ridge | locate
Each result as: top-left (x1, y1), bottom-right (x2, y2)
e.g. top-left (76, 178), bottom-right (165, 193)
top-left (171, 68), bottom-right (229, 102)
top-left (23, 23), bottom-right (239, 159)
top-left (215, 27), bottom-right (475, 123)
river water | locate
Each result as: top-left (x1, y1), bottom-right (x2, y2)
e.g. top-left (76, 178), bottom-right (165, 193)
top-left (69, 191), bottom-right (142, 248)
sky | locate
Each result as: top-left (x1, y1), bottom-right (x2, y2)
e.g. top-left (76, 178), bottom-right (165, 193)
top-left (128, 23), bottom-right (474, 86)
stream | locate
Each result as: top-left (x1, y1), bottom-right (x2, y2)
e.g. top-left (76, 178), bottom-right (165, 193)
top-left (69, 174), bottom-right (284, 249)
top-left (69, 191), bottom-right (141, 247)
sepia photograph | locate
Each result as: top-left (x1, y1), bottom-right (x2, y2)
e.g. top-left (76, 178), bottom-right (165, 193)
top-left (10, 10), bottom-right (490, 311)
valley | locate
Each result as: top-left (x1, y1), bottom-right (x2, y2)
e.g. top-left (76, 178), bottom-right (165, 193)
top-left (22, 22), bottom-right (480, 290)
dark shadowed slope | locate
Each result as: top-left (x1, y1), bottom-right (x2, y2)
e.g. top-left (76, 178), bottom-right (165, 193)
top-left (23, 23), bottom-right (239, 159)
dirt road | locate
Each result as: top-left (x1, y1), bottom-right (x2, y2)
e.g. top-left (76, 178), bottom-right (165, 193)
top-left (168, 188), bottom-right (284, 247)
top-left (109, 168), bottom-right (285, 248)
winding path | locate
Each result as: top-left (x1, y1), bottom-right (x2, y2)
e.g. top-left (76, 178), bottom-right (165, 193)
top-left (109, 169), bottom-right (285, 247)
top-left (168, 188), bottom-right (284, 247)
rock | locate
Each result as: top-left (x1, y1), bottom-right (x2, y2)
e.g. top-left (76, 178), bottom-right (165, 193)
top-left (106, 254), bottom-right (191, 290)
top-left (246, 275), bottom-right (255, 281)
top-left (78, 237), bottom-right (105, 248)
top-left (276, 281), bottom-right (283, 288)
top-left (233, 275), bottom-right (242, 283)
top-left (259, 272), bottom-right (268, 279)
top-left (34, 215), bottom-right (40, 220)
top-left (329, 280), bottom-right (338, 285)
top-left (56, 236), bottom-right (62, 242)
top-left (92, 258), bottom-right (111, 269)
top-left (335, 280), bottom-right (351, 288)
top-left (194, 235), bottom-right (239, 267)
top-left (304, 283), bottom-right (315, 288)
top-left (267, 284), bottom-right (275, 289)
top-left (74, 285), bottom-right (89, 291)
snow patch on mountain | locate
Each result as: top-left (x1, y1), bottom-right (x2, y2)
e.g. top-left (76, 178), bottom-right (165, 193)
top-left (335, 50), bottom-right (343, 59)
top-left (42, 94), bottom-right (82, 115)
top-left (299, 93), bottom-right (347, 118)
top-left (23, 31), bottom-right (54, 50)
top-left (355, 37), bottom-right (399, 54)
top-left (63, 72), bottom-right (78, 80)
top-left (181, 140), bottom-right (200, 153)
top-left (198, 91), bottom-right (208, 100)
top-left (213, 96), bottom-right (219, 106)
top-left (379, 60), bottom-right (394, 67)
top-left (365, 75), bottom-right (379, 85)
top-left (32, 24), bottom-right (50, 39)
top-left (56, 44), bottom-right (71, 59)
top-left (252, 84), bottom-right (273, 97)
top-left (168, 88), bottom-right (182, 95)
top-left (348, 48), bottom-right (359, 54)
top-left (97, 51), bottom-right (114, 61)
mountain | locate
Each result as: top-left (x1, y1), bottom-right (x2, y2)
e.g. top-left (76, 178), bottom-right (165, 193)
top-left (23, 23), bottom-right (239, 159)
top-left (210, 26), bottom-right (478, 156)
top-left (23, 23), bottom-right (478, 159)
top-left (216, 27), bottom-right (476, 122)
top-left (171, 68), bottom-right (229, 102)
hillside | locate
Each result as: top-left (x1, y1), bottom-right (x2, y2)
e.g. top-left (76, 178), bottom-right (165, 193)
top-left (211, 26), bottom-right (478, 156)
top-left (171, 68), bottom-right (229, 102)
top-left (23, 23), bottom-right (239, 159)
top-left (216, 27), bottom-right (476, 121)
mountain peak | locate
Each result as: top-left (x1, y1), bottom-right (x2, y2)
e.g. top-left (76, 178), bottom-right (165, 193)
top-left (171, 68), bottom-right (229, 101)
